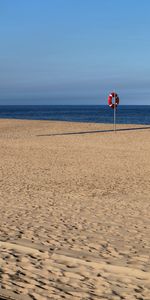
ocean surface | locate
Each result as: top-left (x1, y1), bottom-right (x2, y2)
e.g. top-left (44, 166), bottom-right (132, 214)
top-left (0, 105), bottom-right (150, 125)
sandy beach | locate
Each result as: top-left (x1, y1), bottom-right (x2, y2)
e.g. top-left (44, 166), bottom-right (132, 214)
top-left (0, 119), bottom-right (150, 300)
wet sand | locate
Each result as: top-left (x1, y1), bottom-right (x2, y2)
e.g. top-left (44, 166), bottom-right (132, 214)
top-left (0, 119), bottom-right (150, 300)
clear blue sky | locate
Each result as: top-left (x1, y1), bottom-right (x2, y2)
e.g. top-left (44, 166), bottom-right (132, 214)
top-left (0, 0), bottom-right (150, 105)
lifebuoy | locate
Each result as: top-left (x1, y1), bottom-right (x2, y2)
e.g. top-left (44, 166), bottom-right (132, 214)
top-left (108, 92), bottom-right (119, 109)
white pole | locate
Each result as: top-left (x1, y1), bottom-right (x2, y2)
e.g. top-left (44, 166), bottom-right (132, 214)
top-left (114, 93), bottom-right (116, 132)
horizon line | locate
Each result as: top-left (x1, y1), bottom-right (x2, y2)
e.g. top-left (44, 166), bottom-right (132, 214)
top-left (0, 104), bottom-right (149, 106)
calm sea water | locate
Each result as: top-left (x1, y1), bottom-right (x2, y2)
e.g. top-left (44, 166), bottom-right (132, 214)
top-left (0, 105), bottom-right (150, 125)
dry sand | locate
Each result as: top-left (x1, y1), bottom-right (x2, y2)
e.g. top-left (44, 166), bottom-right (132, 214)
top-left (0, 119), bottom-right (150, 300)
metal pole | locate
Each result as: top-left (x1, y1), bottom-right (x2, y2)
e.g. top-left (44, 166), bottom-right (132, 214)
top-left (114, 93), bottom-right (116, 132)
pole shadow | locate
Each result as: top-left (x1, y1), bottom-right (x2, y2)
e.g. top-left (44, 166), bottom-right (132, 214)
top-left (37, 126), bottom-right (150, 137)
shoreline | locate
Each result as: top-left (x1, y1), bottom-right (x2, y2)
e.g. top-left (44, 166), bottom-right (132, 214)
top-left (0, 117), bottom-right (150, 125)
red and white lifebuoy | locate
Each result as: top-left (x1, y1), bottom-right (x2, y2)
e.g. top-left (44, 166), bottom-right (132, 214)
top-left (108, 92), bottom-right (119, 109)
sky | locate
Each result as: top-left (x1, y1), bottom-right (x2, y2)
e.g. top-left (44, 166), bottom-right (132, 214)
top-left (0, 0), bottom-right (150, 105)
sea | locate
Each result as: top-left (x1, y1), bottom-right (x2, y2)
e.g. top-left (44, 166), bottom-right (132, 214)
top-left (0, 105), bottom-right (150, 125)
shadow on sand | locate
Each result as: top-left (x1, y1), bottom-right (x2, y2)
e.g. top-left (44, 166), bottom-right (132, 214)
top-left (37, 126), bottom-right (150, 137)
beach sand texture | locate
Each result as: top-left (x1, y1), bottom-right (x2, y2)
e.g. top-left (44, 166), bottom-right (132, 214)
top-left (0, 119), bottom-right (150, 300)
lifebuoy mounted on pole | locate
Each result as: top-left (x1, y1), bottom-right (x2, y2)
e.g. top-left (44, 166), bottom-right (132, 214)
top-left (107, 91), bottom-right (120, 132)
top-left (108, 92), bottom-right (119, 109)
